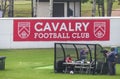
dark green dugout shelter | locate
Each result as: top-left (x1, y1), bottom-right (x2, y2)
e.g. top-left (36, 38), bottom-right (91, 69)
top-left (54, 43), bottom-right (108, 74)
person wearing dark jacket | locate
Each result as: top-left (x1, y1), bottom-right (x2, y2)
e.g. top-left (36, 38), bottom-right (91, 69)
top-left (106, 48), bottom-right (116, 75)
top-left (79, 47), bottom-right (88, 61)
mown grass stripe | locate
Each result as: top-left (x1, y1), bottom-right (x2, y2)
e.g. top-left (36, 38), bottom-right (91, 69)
top-left (34, 65), bottom-right (53, 69)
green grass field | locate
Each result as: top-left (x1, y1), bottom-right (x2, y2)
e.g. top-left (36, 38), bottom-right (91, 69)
top-left (0, 49), bottom-right (120, 79)
top-left (14, 0), bottom-right (32, 17)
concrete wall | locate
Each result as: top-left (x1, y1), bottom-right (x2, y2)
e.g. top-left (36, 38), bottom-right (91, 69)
top-left (36, 2), bottom-right (50, 17)
top-left (69, 2), bottom-right (80, 17)
top-left (36, 2), bottom-right (80, 17)
top-left (0, 17), bottom-right (120, 49)
top-left (0, 19), bottom-right (13, 49)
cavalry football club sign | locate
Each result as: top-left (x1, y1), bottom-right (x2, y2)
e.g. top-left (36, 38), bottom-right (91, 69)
top-left (13, 19), bottom-right (110, 41)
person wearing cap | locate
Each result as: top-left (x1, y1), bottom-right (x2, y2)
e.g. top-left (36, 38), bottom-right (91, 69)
top-left (79, 47), bottom-right (88, 61)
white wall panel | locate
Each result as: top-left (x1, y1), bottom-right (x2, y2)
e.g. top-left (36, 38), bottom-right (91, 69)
top-left (0, 19), bottom-right (13, 49)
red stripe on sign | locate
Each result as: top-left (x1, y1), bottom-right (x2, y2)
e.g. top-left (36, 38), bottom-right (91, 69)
top-left (13, 19), bottom-right (110, 41)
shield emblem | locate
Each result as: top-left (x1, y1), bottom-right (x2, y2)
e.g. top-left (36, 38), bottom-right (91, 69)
top-left (94, 22), bottom-right (106, 38)
top-left (18, 22), bottom-right (30, 39)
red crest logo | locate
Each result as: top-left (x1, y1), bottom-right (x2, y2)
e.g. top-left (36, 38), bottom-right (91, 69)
top-left (94, 22), bottom-right (106, 38)
top-left (18, 22), bottom-right (30, 39)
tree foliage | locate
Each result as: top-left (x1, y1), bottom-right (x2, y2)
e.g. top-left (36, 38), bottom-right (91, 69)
top-left (118, 0), bottom-right (120, 5)
top-left (96, 0), bottom-right (104, 5)
top-left (107, 0), bottom-right (113, 16)
top-left (81, 0), bottom-right (89, 3)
